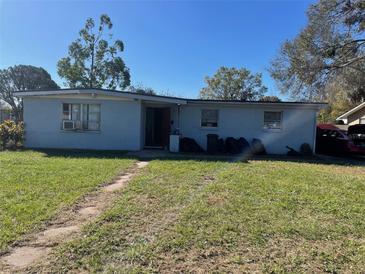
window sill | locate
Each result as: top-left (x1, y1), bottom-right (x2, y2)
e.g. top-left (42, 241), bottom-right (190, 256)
top-left (60, 129), bottom-right (101, 134)
top-left (200, 126), bottom-right (219, 131)
top-left (262, 128), bottom-right (282, 133)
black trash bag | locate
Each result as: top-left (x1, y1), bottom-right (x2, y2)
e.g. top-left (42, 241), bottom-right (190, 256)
top-left (238, 137), bottom-right (250, 153)
top-left (207, 134), bottom-right (219, 154)
top-left (180, 137), bottom-right (205, 153)
top-left (225, 137), bottom-right (241, 154)
top-left (217, 138), bottom-right (225, 153)
top-left (300, 143), bottom-right (313, 156)
top-left (251, 138), bottom-right (267, 155)
top-left (286, 146), bottom-right (300, 156)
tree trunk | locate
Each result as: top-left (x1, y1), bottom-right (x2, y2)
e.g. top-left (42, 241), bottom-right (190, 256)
top-left (90, 42), bottom-right (95, 88)
top-left (9, 102), bottom-right (23, 123)
top-left (14, 107), bottom-right (22, 123)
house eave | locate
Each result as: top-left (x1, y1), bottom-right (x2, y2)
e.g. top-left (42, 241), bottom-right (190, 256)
top-left (187, 100), bottom-right (327, 110)
top-left (15, 89), bottom-right (188, 105)
top-left (336, 102), bottom-right (365, 120)
top-left (14, 88), bottom-right (327, 110)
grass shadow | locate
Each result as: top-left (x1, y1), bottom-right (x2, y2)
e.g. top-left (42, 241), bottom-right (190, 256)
top-left (31, 148), bottom-right (240, 163)
top-left (248, 154), bottom-right (365, 167)
top-left (24, 148), bottom-right (365, 167)
top-left (32, 148), bottom-right (130, 159)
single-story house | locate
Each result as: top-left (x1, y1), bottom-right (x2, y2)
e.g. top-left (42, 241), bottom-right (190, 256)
top-left (336, 102), bottom-right (365, 126)
top-left (15, 88), bottom-right (326, 154)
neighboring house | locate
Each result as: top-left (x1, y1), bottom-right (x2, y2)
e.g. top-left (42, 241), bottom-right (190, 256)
top-left (337, 102), bottom-right (365, 126)
top-left (15, 88), bottom-right (326, 154)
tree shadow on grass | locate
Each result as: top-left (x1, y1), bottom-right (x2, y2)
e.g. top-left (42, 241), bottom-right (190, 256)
top-left (248, 154), bottom-right (365, 167)
top-left (31, 148), bottom-right (236, 162)
top-left (30, 148), bottom-right (365, 167)
top-left (32, 148), bottom-right (130, 159)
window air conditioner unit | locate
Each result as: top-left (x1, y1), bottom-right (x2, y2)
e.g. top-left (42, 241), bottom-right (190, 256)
top-left (63, 120), bottom-right (75, 130)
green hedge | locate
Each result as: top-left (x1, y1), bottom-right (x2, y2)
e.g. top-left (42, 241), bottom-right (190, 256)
top-left (0, 120), bottom-right (24, 150)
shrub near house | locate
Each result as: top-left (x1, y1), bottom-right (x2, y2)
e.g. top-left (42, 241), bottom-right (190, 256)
top-left (0, 120), bottom-right (25, 150)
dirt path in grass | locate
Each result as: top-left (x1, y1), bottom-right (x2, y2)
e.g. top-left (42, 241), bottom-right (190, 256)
top-left (0, 160), bottom-right (149, 273)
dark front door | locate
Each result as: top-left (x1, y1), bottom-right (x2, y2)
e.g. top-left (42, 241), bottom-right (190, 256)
top-left (145, 107), bottom-right (171, 148)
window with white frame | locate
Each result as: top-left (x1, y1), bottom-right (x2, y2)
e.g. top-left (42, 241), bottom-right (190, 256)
top-left (62, 103), bottom-right (101, 131)
top-left (263, 111), bottom-right (282, 129)
top-left (201, 109), bottom-right (219, 128)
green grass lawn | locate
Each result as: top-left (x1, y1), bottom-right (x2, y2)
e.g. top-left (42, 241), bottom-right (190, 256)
top-left (41, 158), bottom-right (365, 273)
top-left (0, 150), bottom-right (134, 252)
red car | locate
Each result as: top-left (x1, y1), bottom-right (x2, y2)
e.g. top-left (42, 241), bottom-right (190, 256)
top-left (316, 124), bottom-right (365, 156)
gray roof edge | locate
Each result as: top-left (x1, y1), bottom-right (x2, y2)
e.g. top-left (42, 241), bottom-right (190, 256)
top-left (336, 102), bottom-right (365, 120)
top-left (187, 99), bottom-right (327, 108)
top-left (14, 88), bottom-right (188, 104)
top-left (14, 88), bottom-right (327, 107)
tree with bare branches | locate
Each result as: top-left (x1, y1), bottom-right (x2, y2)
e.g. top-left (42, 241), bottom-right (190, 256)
top-left (270, 0), bottom-right (365, 102)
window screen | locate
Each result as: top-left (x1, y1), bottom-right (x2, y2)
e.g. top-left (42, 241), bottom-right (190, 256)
top-left (201, 109), bottom-right (219, 127)
top-left (62, 103), bottom-right (101, 130)
top-left (86, 104), bottom-right (101, 130)
top-left (62, 104), bottom-right (71, 120)
top-left (264, 111), bottom-right (282, 129)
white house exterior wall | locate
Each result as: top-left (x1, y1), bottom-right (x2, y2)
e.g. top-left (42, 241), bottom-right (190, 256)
top-left (21, 92), bottom-right (321, 155)
top-left (23, 97), bottom-right (142, 151)
top-left (179, 104), bottom-right (317, 154)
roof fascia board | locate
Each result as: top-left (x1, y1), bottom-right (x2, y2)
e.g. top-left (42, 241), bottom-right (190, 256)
top-left (28, 94), bottom-right (135, 102)
top-left (14, 90), bottom-right (82, 96)
top-left (13, 89), bottom-right (326, 109)
top-left (15, 89), bottom-right (188, 105)
top-left (91, 90), bottom-right (187, 104)
top-left (187, 100), bottom-right (326, 110)
top-left (336, 102), bottom-right (365, 120)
